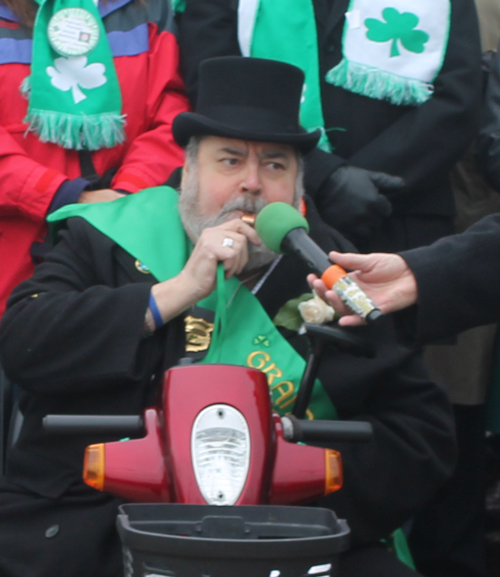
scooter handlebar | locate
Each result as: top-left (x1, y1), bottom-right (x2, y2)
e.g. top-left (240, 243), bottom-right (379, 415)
top-left (42, 414), bottom-right (372, 444)
top-left (43, 415), bottom-right (144, 436)
top-left (281, 415), bottom-right (373, 444)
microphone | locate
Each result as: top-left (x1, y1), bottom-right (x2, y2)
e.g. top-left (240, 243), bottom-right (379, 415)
top-left (255, 202), bottom-right (382, 323)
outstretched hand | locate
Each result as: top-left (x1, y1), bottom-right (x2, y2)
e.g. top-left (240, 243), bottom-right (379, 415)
top-left (308, 251), bottom-right (418, 326)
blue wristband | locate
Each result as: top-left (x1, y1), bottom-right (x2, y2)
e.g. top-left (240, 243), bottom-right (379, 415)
top-left (148, 292), bottom-right (163, 329)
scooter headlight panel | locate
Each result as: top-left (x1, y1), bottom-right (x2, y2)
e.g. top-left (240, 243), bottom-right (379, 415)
top-left (191, 404), bottom-right (251, 506)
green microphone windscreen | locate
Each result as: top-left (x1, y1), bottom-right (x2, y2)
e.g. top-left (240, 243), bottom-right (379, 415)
top-left (255, 202), bottom-right (309, 253)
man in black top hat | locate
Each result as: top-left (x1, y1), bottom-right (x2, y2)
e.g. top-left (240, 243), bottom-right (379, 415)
top-left (179, 0), bottom-right (482, 254)
top-left (0, 57), bottom-right (454, 577)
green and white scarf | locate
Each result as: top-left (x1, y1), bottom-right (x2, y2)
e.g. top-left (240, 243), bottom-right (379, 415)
top-left (237, 0), bottom-right (331, 152)
top-left (24, 0), bottom-right (125, 150)
top-left (326, 0), bottom-right (451, 106)
top-left (238, 0), bottom-right (450, 110)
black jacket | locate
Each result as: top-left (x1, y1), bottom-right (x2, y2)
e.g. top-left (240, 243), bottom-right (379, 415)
top-left (180, 0), bottom-right (482, 218)
top-left (0, 198), bottom-right (455, 547)
top-left (401, 212), bottom-right (500, 343)
top-left (477, 42), bottom-right (500, 191)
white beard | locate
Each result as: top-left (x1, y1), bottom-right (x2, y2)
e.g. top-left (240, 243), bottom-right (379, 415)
top-left (178, 170), bottom-right (279, 273)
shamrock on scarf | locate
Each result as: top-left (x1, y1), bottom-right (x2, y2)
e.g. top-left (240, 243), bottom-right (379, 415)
top-left (365, 8), bottom-right (429, 58)
top-left (47, 55), bottom-right (107, 104)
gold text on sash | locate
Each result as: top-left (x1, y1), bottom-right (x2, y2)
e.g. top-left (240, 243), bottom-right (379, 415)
top-left (247, 350), bottom-right (313, 419)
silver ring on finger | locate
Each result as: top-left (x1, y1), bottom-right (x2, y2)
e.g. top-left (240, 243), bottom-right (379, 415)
top-left (222, 237), bottom-right (234, 248)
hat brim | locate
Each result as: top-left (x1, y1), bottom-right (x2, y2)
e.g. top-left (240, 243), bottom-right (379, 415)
top-left (173, 112), bottom-right (321, 153)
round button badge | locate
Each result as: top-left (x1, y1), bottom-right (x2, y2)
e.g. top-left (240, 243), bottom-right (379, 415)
top-left (48, 8), bottom-right (100, 57)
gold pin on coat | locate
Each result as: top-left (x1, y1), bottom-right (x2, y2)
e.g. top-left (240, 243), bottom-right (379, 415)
top-left (135, 260), bottom-right (151, 274)
top-left (185, 316), bottom-right (214, 352)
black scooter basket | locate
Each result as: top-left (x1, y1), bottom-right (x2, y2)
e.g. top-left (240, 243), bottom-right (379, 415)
top-left (117, 503), bottom-right (350, 577)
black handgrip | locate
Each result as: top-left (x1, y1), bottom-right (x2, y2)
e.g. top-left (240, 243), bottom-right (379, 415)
top-left (302, 323), bottom-right (375, 358)
top-left (282, 415), bottom-right (373, 444)
top-left (43, 415), bottom-right (144, 436)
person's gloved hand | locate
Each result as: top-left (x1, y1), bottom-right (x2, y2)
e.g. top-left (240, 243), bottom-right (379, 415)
top-left (317, 166), bottom-right (405, 244)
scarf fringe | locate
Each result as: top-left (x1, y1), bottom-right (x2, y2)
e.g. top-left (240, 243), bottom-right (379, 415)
top-left (325, 59), bottom-right (434, 106)
top-left (24, 109), bottom-right (126, 151)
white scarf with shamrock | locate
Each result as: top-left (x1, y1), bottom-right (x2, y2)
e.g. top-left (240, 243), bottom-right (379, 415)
top-left (327, 0), bottom-right (451, 106)
top-left (24, 0), bottom-right (125, 150)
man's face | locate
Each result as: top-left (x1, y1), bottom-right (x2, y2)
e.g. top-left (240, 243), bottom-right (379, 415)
top-left (179, 136), bottom-right (301, 272)
top-left (184, 136), bottom-right (298, 219)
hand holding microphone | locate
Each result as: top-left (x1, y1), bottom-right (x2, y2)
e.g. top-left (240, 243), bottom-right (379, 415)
top-left (255, 203), bottom-right (383, 323)
top-left (318, 251), bottom-right (418, 326)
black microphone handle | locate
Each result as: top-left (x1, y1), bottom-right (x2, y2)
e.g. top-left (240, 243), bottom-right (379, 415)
top-left (280, 228), bottom-right (331, 275)
top-left (280, 227), bottom-right (382, 323)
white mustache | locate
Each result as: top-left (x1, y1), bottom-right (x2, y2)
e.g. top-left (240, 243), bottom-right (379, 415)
top-left (217, 195), bottom-right (268, 218)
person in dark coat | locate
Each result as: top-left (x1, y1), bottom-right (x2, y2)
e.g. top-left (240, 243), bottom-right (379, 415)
top-left (312, 34), bottom-right (500, 342)
top-left (477, 38), bottom-right (500, 192)
top-left (310, 38), bottom-right (500, 577)
top-left (178, 0), bottom-right (483, 252)
top-left (310, 214), bottom-right (500, 342)
top-left (0, 57), bottom-right (455, 577)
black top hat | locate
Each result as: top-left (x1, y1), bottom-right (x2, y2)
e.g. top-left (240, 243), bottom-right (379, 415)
top-left (173, 57), bottom-right (320, 153)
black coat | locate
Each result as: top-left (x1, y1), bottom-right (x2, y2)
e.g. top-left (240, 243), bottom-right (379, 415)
top-left (180, 0), bottom-right (482, 221)
top-left (477, 42), bottom-right (500, 191)
top-left (0, 199), bottom-right (455, 569)
top-left (401, 213), bottom-right (500, 343)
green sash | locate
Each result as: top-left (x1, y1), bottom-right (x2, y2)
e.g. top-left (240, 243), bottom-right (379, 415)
top-left (48, 186), bottom-right (337, 420)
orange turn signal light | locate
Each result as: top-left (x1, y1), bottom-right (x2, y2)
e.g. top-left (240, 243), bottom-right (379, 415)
top-left (325, 449), bottom-right (343, 495)
top-left (83, 443), bottom-right (105, 491)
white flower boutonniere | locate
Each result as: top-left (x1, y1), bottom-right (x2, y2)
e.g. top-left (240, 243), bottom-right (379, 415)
top-left (298, 291), bottom-right (335, 324)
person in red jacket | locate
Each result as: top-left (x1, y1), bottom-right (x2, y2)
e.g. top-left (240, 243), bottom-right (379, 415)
top-left (0, 0), bottom-right (189, 317)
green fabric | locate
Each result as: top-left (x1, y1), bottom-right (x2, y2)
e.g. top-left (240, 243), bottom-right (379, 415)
top-left (49, 187), bottom-right (189, 278)
top-left (48, 186), bottom-right (337, 420)
top-left (381, 529), bottom-right (416, 570)
top-left (26, 0), bottom-right (125, 150)
top-left (246, 0), bottom-right (331, 152)
top-left (170, 0), bottom-right (185, 13)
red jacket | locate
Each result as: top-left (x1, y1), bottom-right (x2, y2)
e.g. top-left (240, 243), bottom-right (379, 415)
top-left (0, 0), bottom-right (189, 316)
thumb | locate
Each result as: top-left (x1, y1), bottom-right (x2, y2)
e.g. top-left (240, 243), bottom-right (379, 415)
top-left (328, 251), bottom-right (375, 272)
top-left (367, 171), bottom-right (405, 191)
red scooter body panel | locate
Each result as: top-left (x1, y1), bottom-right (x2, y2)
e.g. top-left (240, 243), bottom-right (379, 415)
top-left (102, 409), bottom-right (170, 502)
top-left (92, 365), bottom-right (342, 506)
top-left (269, 414), bottom-right (337, 504)
top-left (162, 364), bottom-right (275, 504)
